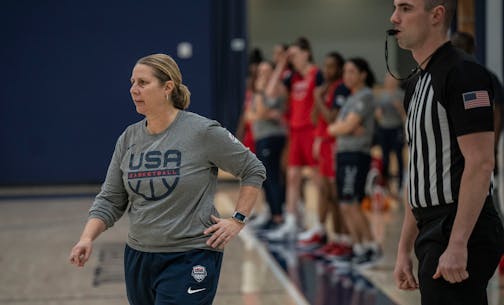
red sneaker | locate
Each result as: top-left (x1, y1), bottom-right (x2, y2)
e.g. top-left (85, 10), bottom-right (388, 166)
top-left (326, 243), bottom-right (353, 259)
top-left (297, 230), bottom-right (327, 249)
top-left (313, 242), bottom-right (339, 257)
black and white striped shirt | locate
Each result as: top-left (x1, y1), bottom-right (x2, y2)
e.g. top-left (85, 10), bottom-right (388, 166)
top-left (404, 42), bottom-right (494, 209)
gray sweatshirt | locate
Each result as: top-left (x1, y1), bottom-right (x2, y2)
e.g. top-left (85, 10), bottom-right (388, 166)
top-left (337, 87), bottom-right (375, 154)
top-left (376, 89), bottom-right (404, 128)
top-left (89, 111), bottom-right (266, 253)
top-left (251, 94), bottom-right (287, 140)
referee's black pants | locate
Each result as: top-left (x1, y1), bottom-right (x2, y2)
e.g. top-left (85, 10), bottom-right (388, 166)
top-left (412, 197), bottom-right (504, 305)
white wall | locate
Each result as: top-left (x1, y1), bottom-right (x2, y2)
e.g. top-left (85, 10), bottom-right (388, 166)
top-left (248, 0), bottom-right (402, 83)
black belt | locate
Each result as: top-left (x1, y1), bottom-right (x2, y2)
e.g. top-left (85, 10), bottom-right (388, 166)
top-left (411, 196), bottom-right (494, 222)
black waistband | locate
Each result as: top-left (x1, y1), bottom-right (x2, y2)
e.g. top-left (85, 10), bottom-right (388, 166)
top-left (411, 196), bottom-right (494, 222)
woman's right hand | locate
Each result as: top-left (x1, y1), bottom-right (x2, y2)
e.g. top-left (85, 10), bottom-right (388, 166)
top-left (69, 239), bottom-right (93, 267)
top-left (316, 83), bottom-right (329, 100)
top-left (351, 125), bottom-right (366, 136)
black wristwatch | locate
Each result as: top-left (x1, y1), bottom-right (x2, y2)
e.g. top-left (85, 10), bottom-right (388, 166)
top-left (232, 211), bottom-right (247, 224)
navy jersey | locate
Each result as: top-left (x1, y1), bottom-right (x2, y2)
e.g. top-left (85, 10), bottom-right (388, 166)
top-left (332, 83), bottom-right (351, 109)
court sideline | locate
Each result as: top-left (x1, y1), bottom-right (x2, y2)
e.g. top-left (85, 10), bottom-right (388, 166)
top-left (0, 182), bottom-right (502, 305)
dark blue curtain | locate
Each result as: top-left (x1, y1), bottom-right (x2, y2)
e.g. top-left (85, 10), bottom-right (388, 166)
top-left (0, 0), bottom-right (247, 185)
top-left (475, 0), bottom-right (486, 64)
top-left (211, 0), bottom-right (248, 132)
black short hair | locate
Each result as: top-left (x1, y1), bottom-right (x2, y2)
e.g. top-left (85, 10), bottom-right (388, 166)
top-left (248, 48), bottom-right (264, 65)
top-left (327, 52), bottom-right (345, 71)
top-left (424, 0), bottom-right (456, 29)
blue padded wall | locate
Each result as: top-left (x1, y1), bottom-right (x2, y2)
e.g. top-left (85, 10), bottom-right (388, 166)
top-left (0, 0), bottom-right (246, 184)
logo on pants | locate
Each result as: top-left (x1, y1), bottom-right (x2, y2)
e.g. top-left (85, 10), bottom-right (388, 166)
top-left (342, 166), bottom-right (358, 196)
top-left (191, 265), bottom-right (207, 282)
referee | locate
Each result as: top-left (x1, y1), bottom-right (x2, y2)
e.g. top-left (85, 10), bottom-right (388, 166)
top-left (390, 1), bottom-right (504, 305)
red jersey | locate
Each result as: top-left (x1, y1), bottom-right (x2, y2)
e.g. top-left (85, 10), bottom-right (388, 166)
top-left (315, 80), bottom-right (351, 139)
top-left (242, 89), bottom-right (255, 153)
top-left (287, 66), bottom-right (322, 130)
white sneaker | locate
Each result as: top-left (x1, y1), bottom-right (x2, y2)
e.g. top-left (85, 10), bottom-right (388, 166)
top-left (352, 248), bottom-right (383, 269)
top-left (265, 221), bottom-right (297, 242)
top-left (297, 225), bottom-right (324, 241)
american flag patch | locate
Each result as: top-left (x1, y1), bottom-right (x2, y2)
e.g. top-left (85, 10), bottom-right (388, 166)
top-left (462, 90), bottom-right (490, 110)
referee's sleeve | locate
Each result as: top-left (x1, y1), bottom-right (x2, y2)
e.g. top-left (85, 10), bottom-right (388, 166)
top-left (445, 61), bottom-right (494, 137)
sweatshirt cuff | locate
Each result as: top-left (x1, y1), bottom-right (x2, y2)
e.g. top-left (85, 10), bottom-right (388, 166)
top-left (88, 210), bottom-right (114, 229)
top-left (240, 176), bottom-right (265, 188)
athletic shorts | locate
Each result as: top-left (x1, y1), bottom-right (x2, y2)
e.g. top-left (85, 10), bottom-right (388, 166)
top-left (124, 245), bottom-right (223, 305)
top-left (288, 128), bottom-right (316, 167)
top-left (318, 139), bottom-right (336, 178)
top-left (336, 152), bottom-right (371, 203)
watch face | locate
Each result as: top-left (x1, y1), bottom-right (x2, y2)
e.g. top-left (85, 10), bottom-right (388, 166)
top-left (233, 212), bottom-right (246, 222)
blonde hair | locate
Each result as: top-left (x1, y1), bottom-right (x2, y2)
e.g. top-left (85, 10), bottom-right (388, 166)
top-left (137, 54), bottom-right (191, 110)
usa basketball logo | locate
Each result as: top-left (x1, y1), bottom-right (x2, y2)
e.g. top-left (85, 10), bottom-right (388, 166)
top-left (127, 149), bottom-right (181, 201)
top-left (191, 265), bottom-right (207, 282)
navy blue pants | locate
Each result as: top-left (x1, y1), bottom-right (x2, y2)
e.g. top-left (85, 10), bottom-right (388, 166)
top-left (336, 152), bottom-right (371, 203)
top-left (255, 135), bottom-right (286, 217)
top-left (377, 126), bottom-right (404, 189)
top-left (124, 245), bottom-right (223, 305)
